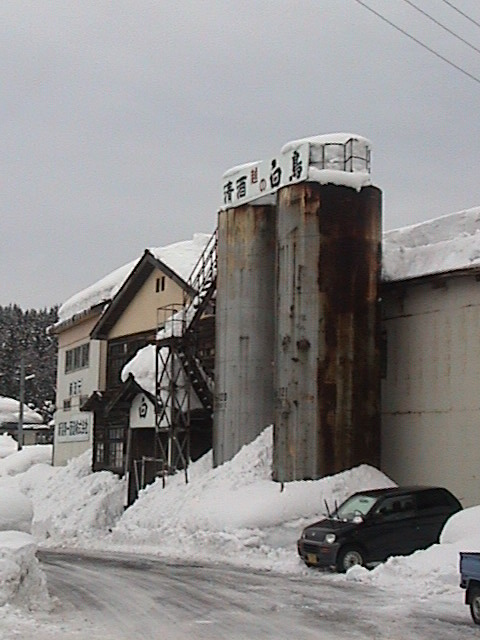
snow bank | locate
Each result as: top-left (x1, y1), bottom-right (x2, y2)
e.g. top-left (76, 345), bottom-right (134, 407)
top-left (0, 488), bottom-right (33, 533)
top-left (111, 427), bottom-right (394, 570)
top-left (57, 233), bottom-right (212, 324)
top-left (345, 503), bottom-right (480, 598)
top-left (383, 206), bottom-right (480, 282)
top-left (0, 434), bottom-right (16, 459)
top-left (0, 445), bottom-right (52, 477)
top-left (0, 531), bottom-right (49, 609)
top-left (32, 450), bottom-right (125, 543)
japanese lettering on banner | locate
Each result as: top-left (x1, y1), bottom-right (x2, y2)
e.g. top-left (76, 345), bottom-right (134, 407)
top-left (221, 142), bottom-right (310, 209)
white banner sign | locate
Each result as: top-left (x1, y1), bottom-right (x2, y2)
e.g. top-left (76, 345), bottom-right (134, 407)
top-left (56, 413), bottom-right (92, 442)
top-left (130, 393), bottom-right (156, 429)
top-left (221, 142), bottom-right (309, 209)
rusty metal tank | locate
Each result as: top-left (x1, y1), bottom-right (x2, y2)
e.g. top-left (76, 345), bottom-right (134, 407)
top-left (213, 186), bottom-right (276, 466)
top-left (273, 135), bottom-right (382, 482)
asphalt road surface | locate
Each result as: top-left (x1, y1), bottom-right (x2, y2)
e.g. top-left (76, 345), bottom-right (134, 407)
top-left (24, 549), bottom-right (477, 640)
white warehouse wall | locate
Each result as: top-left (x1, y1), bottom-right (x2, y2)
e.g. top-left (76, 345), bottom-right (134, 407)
top-left (381, 273), bottom-right (480, 507)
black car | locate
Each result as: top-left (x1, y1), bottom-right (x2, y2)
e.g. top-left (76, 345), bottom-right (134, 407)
top-left (297, 486), bottom-right (462, 573)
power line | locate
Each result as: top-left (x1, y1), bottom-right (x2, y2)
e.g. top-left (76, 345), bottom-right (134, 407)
top-left (353, 0), bottom-right (480, 86)
top-left (401, 0), bottom-right (480, 55)
top-left (440, 0), bottom-right (480, 30)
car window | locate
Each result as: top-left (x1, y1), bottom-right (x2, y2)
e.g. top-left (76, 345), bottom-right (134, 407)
top-left (416, 489), bottom-right (457, 512)
top-left (334, 494), bottom-right (377, 521)
top-left (374, 495), bottom-right (415, 521)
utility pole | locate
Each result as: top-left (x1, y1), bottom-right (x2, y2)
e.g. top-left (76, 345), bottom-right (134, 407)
top-left (18, 356), bottom-right (25, 451)
top-left (17, 356), bottom-right (35, 451)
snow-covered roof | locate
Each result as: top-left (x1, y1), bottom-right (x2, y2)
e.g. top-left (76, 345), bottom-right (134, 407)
top-left (57, 233), bottom-right (212, 325)
top-left (383, 206), bottom-right (480, 283)
top-left (0, 397), bottom-right (43, 426)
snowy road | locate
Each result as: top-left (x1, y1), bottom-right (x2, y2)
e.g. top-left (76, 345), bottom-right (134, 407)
top-left (3, 549), bottom-right (477, 640)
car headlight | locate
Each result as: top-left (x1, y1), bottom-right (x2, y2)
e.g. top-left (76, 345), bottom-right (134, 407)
top-left (324, 533), bottom-right (336, 544)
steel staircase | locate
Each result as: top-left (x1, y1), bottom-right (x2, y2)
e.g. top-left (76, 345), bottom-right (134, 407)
top-left (155, 230), bottom-right (217, 476)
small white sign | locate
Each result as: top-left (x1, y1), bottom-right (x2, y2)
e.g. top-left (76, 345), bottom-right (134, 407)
top-left (130, 394), bottom-right (156, 429)
top-left (221, 142), bottom-right (309, 209)
top-left (57, 413), bottom-right (92, 442)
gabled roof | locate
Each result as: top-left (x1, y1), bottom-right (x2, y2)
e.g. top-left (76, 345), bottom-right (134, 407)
top-left (90, 250), bottom-right (196, 340)
top-left (54, 233), bottom-right (212, 331)
top-left (81, 373), bottom-right (156, 416)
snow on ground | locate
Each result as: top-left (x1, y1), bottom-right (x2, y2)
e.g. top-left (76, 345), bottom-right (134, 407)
top-left (111, 427), bottom-right (394, 571)
top-left (0, 444), bottom-right (52, 477)
top-left (0, 531), bottom-right (49, 610)
top-left (0, 435), bottom-right (16, 459)
top-left (31, 452), bottom-right (124, 541)
top-left (0, 427), bottom-right (479, 625)
top-left (0, 450), bottom-right (51, 611)
top-left (0, 487), bottom-right (33, 533)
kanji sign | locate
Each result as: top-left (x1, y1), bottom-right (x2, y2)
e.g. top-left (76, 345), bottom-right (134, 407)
top-left (221, 142), bottom-right (309, 209)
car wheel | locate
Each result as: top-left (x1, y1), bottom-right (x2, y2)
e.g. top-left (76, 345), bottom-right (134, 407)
top-left (470, 586), bottom-right (480, 625)
top-left (336, 547), bottom-right (365, 573)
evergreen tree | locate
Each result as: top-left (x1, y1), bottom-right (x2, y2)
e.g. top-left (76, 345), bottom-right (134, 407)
top-left (0, 305), bottom-right (58, 422)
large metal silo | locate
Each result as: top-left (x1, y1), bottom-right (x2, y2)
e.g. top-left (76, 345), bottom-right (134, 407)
top-left (273, 135), bottom-right (382, 482)
top-left (213, 197), bottom-right (276, 467)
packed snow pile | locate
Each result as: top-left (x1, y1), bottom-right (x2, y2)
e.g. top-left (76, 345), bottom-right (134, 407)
top-left (383, 206), bottom-right (480, 282)
top-left (344, 505), bottom-right (480, 597)
top-left (0, 396), bottom-right (43, 425)
top-left (0, 532), bottom-right (49, 609)
top-left (0, 488), bottom-right (33, 533)
top-left (0, 455), bottom-right (49, 610)
top-left (32, 450), bottom-right (125, 543)
top-left (0, 445), bottom-right (52, 477)
top-left (0, 434), bottom-right (16, 459)
top-left (111, 427), bottom-right (395, 570)
top-left (57, 233), bottom-right (212, 324)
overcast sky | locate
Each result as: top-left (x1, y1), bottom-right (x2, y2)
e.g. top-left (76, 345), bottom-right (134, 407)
top-left (2, 0), bottom-right (480, 309)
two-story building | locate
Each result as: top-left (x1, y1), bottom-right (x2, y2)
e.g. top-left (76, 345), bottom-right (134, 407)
top-left (51, 234), bottom-right (211, 468)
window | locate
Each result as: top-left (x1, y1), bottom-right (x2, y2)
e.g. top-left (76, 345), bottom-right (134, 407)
top-left (156, 276), bottom-right (166, 293)
top-left (375, 495), bottom-right (415, 521)
top-left (65, 343), bottom-right (89, 373)
top-left (107, 426), bottom-right (125, 469)
top-left (69, 380), bottom-right (82, 396)
top-left (95, 442), bottom-right (104, 464)
top-left (416, 489), bottom-right (455, 512)
top-left (107, 337), bottom-right (150, 387)
top-left (108, 441), bottom-right (124, 468)
top-left (63, 399), bottom-right (71, 411)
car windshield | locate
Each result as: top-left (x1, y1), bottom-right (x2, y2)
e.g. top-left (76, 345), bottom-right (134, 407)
top-left (333, 494), bottom-right (377, 522)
